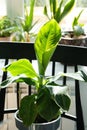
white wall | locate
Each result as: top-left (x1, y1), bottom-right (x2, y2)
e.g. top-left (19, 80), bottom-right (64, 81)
top-left (0, 0), bottom-right (6, 16)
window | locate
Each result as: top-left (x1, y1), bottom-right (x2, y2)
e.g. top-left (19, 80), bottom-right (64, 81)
top-left (76, 0), bottom-right (87, 7)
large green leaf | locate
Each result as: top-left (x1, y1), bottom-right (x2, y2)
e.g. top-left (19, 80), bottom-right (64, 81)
top-left (37, 87), bottom-right (60, 121)
top-left (47, 85), bottom-right (71, 111)
top-left (19, 94), bottom-right (38, 126)
top-left (55, 94), bottom-right (71, 111)
top-left (34, 19), bottom-right (61, 75)
top-left (4, 59), bottom-right (38, 78)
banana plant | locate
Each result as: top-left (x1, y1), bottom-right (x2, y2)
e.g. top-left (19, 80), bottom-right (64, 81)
top-left (0, 19), bottom-right (84, 127)
top-left (44, 0), bottom-right (75, 23)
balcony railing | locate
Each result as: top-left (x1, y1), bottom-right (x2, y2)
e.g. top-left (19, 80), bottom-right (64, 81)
top-left (0, 42), bottom-right (87, 130)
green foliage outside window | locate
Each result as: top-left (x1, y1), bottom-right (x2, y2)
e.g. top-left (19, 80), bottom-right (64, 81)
top-left (24, 0), bottom-right (87, 7)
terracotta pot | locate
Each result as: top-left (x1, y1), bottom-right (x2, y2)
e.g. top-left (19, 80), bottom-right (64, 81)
top-left (0, 37), bottom-right (10, 41)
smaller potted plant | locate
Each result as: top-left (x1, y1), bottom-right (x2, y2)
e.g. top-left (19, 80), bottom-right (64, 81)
top-left (44, 0), bottom-right (87, 47)
top-left (60, 10), bottom-right (87, 46)
top-left (0, 16), bottom-right (17, 41)
top-left (10, 0), bottom-right (37, 42)
top-left (0, 19), bottom-right (84, 130)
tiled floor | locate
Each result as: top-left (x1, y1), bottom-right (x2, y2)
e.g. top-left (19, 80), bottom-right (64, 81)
top-left (0, 92), bottom-right (18, 130)
top-left (0, 114), bottom-right (18, 130)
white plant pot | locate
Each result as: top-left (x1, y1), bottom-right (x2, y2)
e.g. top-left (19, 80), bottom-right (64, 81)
top-left (15, 110), bottom-right (61, 130)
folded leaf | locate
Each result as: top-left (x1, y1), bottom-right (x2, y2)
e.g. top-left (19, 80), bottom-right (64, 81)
top-left (34, 19), bottom-right (61, 75)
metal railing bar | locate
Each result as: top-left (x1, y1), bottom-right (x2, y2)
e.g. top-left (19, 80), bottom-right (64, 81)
top-left (62, 113), bottom-right (77, 121)
top-left (4, 108), bottom-right (17, 114)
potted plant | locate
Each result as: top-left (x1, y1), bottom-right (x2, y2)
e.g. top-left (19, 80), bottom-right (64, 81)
top-left (44, 0), bottom-right (87, 47)
top-left (0, 16), bottom-right (17, 41)
top-left (10, 0), bottom-right (37, 42)
top-left (0, 19), bottom-right (83, 130)
top-left (44, 0), bottom-right (75, 23)
top-left (60, 10), bottom-right (87, 46)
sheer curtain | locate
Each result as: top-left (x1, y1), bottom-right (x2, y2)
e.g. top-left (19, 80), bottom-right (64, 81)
top-left (6, 0), bottom-right (24, 18)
